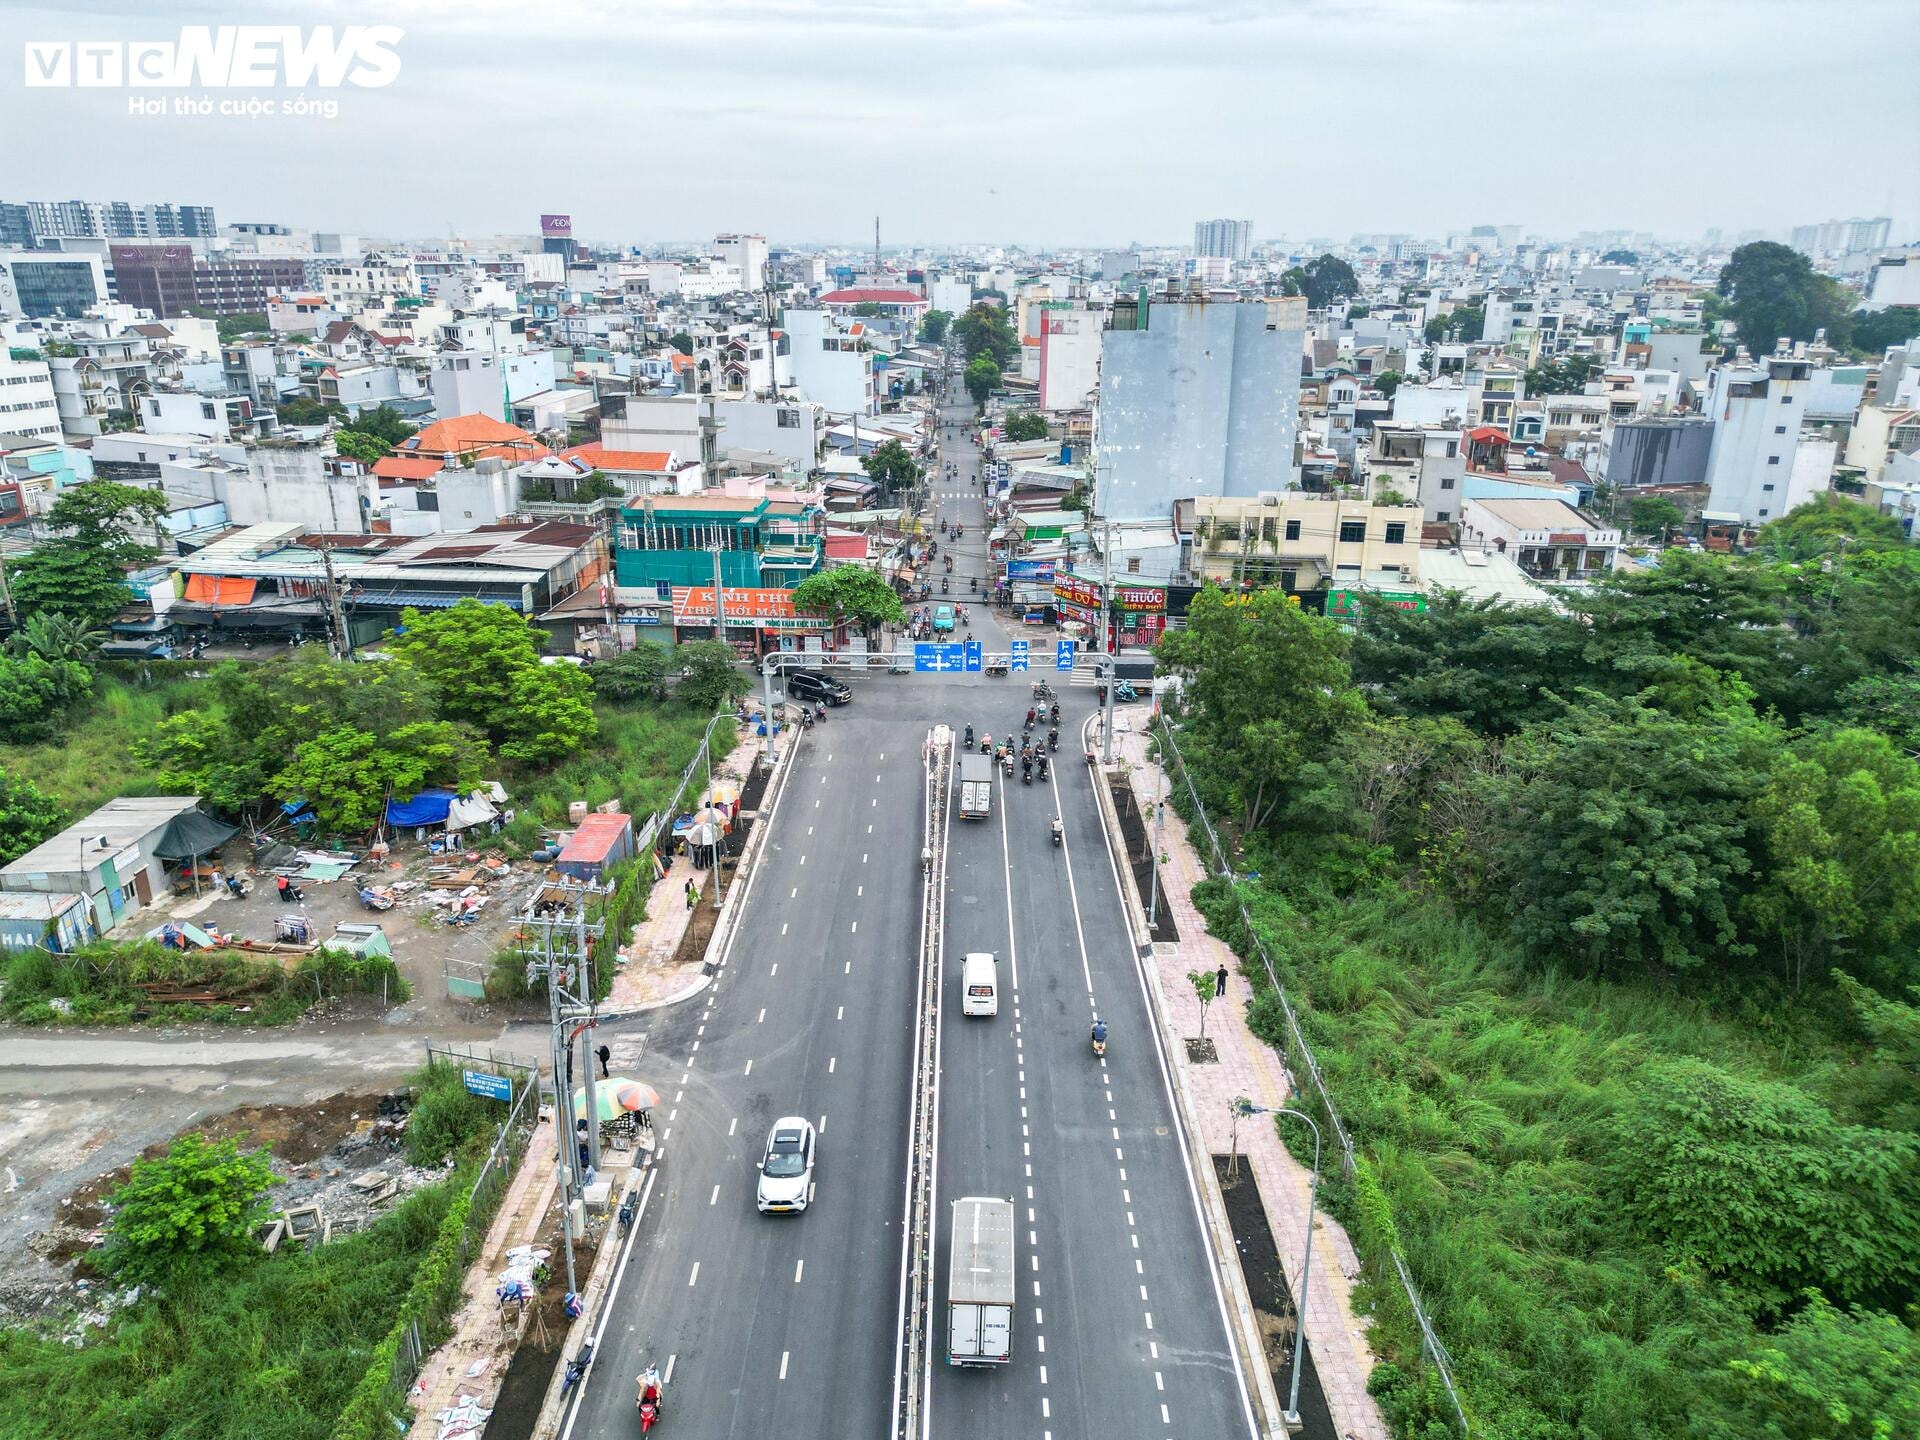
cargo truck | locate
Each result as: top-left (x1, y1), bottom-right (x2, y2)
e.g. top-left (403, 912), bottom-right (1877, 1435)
top-left (958, 753), bottom-right (993, 820)
top-left (947, 1195), bottom-right (1015, 1365)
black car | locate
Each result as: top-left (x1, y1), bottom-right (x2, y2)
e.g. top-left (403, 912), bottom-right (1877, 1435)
top-left (786, 671), bottom-right (851, 705)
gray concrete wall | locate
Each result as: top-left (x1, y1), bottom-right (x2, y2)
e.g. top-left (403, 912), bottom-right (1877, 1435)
top-left (1095, 297), bottom-right (1304, 524)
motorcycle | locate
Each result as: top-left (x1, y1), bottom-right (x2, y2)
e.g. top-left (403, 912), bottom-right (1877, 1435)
top-left (637, 1364), bottom-right (665, 1433)
top-left (1050, 817), bottom-right (1063, 846)
top-left (1002, 752), bottom-right (1014, 777)
top-left (1049, 703), bottom-right (1060, 725)
top-left (1021, 760), bottom-right (1032, 785)
top-left (964, 725), bottom-right (975, 750)
top-left (1038, 754), bottom-right (1050, 781)
top-left (980, 734), bottom-right (993, 755)
top-left (1047, 729), bottom-right (1059, 752)
top-left (1115, 681), bottom-right (1140, 703)
top-left (1091, 1023), bottom-right (1108, 1057)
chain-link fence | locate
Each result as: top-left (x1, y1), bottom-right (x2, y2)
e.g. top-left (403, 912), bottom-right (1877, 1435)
top-left (1153, 720), bottom-right (1470, 1436)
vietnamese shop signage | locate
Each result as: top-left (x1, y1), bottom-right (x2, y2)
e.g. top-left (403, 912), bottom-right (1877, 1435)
top-left (1112, 584), bottom-right (1166, 613)
top-left (1053, 573), bottom-right (1101, 609)
top-left (1052, 574), bottom-right (1167, 612)
top-left (671, 586), bottom-right (819, 628)
top-left (1325, 589), bottom-right (1427, 620)
top-left (1007, 559), bottom-right (1055, 582)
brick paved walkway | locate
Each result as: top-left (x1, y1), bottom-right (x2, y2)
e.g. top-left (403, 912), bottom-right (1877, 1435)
top-left (607, 729), bottom-right (762, 1011)
top-left (1112, 716), bottom-right (1390, 1440)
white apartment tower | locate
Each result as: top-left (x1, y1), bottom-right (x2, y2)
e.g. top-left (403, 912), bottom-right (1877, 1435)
top-left (1192, 219), bottom-right (1252, 263)
top-left (1702, 356), bottom-right (1811, 527)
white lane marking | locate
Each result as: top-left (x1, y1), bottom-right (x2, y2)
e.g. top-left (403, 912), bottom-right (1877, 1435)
top-left (757, 1008), bottom-right (766, 1023)
top-left (1155, 1371), bottom-right (1165, 1391)
top-left (728, 1117), bottom-right (737, 1136)
top-left (837, 1006), bottom-right (844, 1020)
top-left (688, 1262), bottom-right (700, 1287)
top-left (1140, 1285), bottom-right (1150, 1301)
top-left (845, 961), bottom-right (851, 973)
top-left (858, 885), bottom-right (864, 896)
top-left (808, 825), bottom-right (814, 836)
top-left (828, 1056), bottom-right (837, 1073)
top-left (665, 1355), bottom-right (676, 1384)
top-left (1039, 1364), bottom-right (1048, 1384)
top-left (1144, 1311), bottom-right (1153, 1330)
top-left (771, 963), bottom-right (778, 975)
top-left (851, 921), bottom-right (858, 933)
top-left (781, 922), bottom-right (789, 935)
top-left (1161, 1404), bottom-right (1171, 1425)
top-left (709, 1185), bottom-right (719, 1206)
top-left (779, 1351), bottom-right (790, 1380)
top-left (744, 1059), bottom-right (753, 1075)
top-left (800, 854), bottom-right (807, 865)
top-left (790, 888), bottom-right (798, 900)
top-left (819, 1114), bottom-right (826, 1132)
top-left (795, 1259), bottom-right (805, 1283)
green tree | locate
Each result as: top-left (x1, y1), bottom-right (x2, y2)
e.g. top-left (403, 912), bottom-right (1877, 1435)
top-left (1694, 1294), bottom-right (1920, 1440)
top-left (338, 403), bottom-right (417, 447)
top-left (953, 301), bottom-right (1018, 368)
top-left (215, 313), bottom-right (270, 342)
top-left (1627, 494), bottom-right (1686, 542)
top-left (388, 600), bottom-right (596, 764)
top-left (0, 768), bottom-right (64, 867)
top-left (273, 719), bottom-right (486, 833)
top-left (791, 566), bottom-right (907, 639)
top-left (1488, 691), bottom-right (1769, 974)
top-left (1834, 665), bottom-right (1920, 752)
top-left (669, 332), bottom-right (694, 356)
top-left (591, 645), bottom-right (672, 704)
top-left (134, 708), bottom-right (268, 815)
top-left (964, 355), bottom-right (1001, 406)
top-left (919, 309), bottom-right (951, 344)
top-left (675, 639), bottom-right (748, 711)
top-left (1833, 972), bottom-right (1920, 1132)
top-left (276, 394), bottom-right (348, 426)
top-left (1155, 586), bottom-right (1367, 833)
top-left (1278, 266), bottom-right (1306, 298)
top-left (1849, 305), bottom-right (1920, 359)
top-left (1424, 305), bottom-right (1485, 343)
top-left (6, 611), bottom-right (103, 664)
top-left (1746, 728), bottom-right (1920, 988)
top-left (1754, 492), bottom-right (1909, 562)
top-left (1349, 591), bottom-right (1592, 735)
top-left (1600, 249), bottom-right (1639, 265)
top-left (1299, 253), bottom-right (1359, 309)
top-left (1717, 241), bottom-right (1857, 355)
top-left (100, 1133), bottom-right (277, 1286)
top-left (333, 429), bottom-right (390, 465)
top-left (1002, 411), bottom-right (1049, 443)
top-left (1525, 354), bottom-right (1602, 396)
top-left (1372, 368), bottom-right (1403, 399)
top-left (6, 480), bottom-right (169, 630)
top-left (861, 438), bottom-right (922, 499)
top-left (0, 653), bottom-right (94, 740)
top-left (1611, 1057), bottom-right (1920, 1308)
top-left (851, 301), bottom-right (885, 317)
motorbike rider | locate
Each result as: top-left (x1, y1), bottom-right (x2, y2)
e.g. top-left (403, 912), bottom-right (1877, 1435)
top-left (1050, 702), bottom-right (1060, 725)
top-left (637, 1366), bottom-right (664, 1418)
top-left (1091, 1017), bottom-right (1109, 1049)
top-left (964, 724), bottom-right (975, 749)
top-left (1038, 753), bottom-right (1050, 779)
top-left (1050, 816), bottom-right (1063, 844)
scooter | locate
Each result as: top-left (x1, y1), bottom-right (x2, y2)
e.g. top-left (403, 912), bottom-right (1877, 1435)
top-left (1038, 754), bottom-right (1050, 781)
top-left (1047, 729), bottom-right (1059, 752)
top-left (1022, 760), bottom-right (1032, 785)
top-left (964, 725), bottom-right (975, 750)
top-left (1115, 681), bottom-right (1140, 703)
top-left (1003, 752), bottom-right (1014, 777)
top-left (637, 1364), bottom-right (665, 1432)
top-left (1091, 1023), bottom-right (1108, 1057)
top-left (1050, 817), bottom-right (1063, 846)
top-left (980, 734), bottom-right (993, 755)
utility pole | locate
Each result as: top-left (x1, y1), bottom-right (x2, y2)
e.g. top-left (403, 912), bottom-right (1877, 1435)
top-left (710, 542), bottom-right (727, 650)
top-left (0, 542), bottom-right (17, 629)
top-left (874, 215), bottom-right (881, 282)
top-left (1098, 521), bottom-right (1114, 657)
top-left (520, 877), bottom-right (608, 1299)
top-left (316, 539), bottom-right (351, 660)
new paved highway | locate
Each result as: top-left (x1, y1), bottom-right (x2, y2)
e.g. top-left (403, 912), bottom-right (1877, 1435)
top-left (563, 362), bottom-right (1253, 1439)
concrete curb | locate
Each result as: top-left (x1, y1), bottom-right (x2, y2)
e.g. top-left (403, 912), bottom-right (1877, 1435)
top-left (1084, 729), bottom-right (1289, 1440)
top-left (699, 728), bottom-right (803, 975)
top-left (628, 970), bottom-right (713, 1013)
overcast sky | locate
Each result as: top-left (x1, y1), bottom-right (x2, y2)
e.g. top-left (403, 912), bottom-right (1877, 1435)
top-left (4, 0), bottom-right (1915, 250)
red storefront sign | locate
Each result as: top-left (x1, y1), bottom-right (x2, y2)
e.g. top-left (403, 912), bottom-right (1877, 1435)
top-left (1052, 574), bottom-right (1101, 609)
top-left (672, 586), bottom-right (797, 623)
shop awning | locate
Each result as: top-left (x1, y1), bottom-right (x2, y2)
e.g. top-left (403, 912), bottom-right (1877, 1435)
top-left (182, 575), bottom-right (258, 606)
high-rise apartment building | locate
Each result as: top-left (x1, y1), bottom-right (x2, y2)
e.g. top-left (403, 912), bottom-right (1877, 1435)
top-left (1192, 218), bottom-right (1252, 263)
top-left (1703, 356), bottom-right (1811, 526)
top-left (1790, 217), bottom-right (1892, 256)
top-left (0, 199), bottom-right (216, 246)
top-left (109, 245), bottom-right (310, 317)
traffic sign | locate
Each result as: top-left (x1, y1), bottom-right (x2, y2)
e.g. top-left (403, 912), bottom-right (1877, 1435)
top-left (914, 642), bottom-right (967, 672)
top-left (964, 640), bottom-right (983, 672)
top-left (1055, 640), bottom-right (1077, 671)
top-left (1009, 639), bottom-right (1030, 673)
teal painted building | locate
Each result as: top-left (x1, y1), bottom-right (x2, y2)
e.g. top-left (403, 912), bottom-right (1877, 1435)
top-left (613, 492), bottom-right (823, 590)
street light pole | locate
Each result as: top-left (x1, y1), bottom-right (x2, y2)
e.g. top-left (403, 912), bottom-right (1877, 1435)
top-left (1233, 1098), bottom-right (1323, 1433)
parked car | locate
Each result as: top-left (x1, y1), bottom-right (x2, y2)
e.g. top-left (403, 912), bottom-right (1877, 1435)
top-left (756, 1116), bottom-right (817, 1213)
top-left (786, 671), bottom-right (851, 706)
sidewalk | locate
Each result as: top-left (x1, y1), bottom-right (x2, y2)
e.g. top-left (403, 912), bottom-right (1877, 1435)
top-left (607, 728), bottom-right (761, 1011)
top-left (404, 1125), bottom-right (557, 1440)
top-left (1111, 717), bottom-right (1390, 1440)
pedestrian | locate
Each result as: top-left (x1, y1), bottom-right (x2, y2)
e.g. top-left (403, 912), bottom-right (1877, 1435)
top-left (685, 877), bottom-right (697, 910)
top-left (1215, 963), bottom-right (1229, 999)
top-left (597, 1043), bottom-right (611, 1079)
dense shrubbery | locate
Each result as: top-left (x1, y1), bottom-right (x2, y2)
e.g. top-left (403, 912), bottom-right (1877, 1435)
top-left (1, 939), bottom-right (406, 1027)
top-left (1156, 496), bottom-right (1920, 1438)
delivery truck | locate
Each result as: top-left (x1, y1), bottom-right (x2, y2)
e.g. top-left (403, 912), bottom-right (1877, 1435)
top-left (958, 753), bottom-right (994, 820)
top-left (947, 1195), bottom-right (1015, 1365)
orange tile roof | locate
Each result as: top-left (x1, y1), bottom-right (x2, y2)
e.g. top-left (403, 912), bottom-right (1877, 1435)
top-left (401, 413), bottom-right (547, 462)
top-left (371, 455), bottom-right (444, 481)
top-left (563, 443), bottom-right (676, 472)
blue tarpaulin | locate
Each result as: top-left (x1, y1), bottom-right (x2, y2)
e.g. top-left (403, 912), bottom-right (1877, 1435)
top-left (385, 789), bottom-right (456, 827)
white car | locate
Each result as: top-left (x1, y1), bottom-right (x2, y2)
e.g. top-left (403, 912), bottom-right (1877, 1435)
top-left (756, 1117), bottom-right (816, 1214)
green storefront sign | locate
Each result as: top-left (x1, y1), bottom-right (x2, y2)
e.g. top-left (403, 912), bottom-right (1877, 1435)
top-left (1325, 589), bottom-right (1428, 621)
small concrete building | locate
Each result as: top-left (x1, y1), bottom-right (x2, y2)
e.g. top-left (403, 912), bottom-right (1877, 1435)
top-left (0, 796), bottom-right (206, 933)
top-left (0, 891), bottom-right (97, 954)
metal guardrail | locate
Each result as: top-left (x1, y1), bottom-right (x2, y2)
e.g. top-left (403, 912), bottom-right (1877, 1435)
top-left (1152, 720), bottom-right (1470, 1437)
top-left (891, 728), bottom-right (949, 1440)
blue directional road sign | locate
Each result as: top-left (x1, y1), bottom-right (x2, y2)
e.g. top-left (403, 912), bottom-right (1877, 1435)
top-left (964, 640), bottom-right (983, 672)
top-left (1055, 640), bottom-right (1077, 671)
top-left (914, 642), bottom-right (967, 673)
top-left (1009, 639), bottom-right (1030, 673)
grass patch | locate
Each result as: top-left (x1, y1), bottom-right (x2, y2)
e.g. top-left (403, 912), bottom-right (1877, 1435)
top-left (0, 1176), bottom-right (454, 1440)
top-left (1, 940), bottom-right (406, 1027)
top-left (0, 668), bottom-right (212, 817)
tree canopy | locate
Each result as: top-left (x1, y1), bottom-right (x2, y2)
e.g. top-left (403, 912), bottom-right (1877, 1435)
top-left (1002, 411), bottom-right (1048, 442)
top-left (790, 566), bottom-right (906, 636)
top-left (963, 355), bottom-right (1001, 406)
top-left (6, 480), bottom-right (170, 632)
top-left (1296, 253), bottom-right (1360, 309)
top-left (1717, 241), bottom-right (1856, 355)
top-left (0, 768), bottom-right (64, 867)
top-left (101, 1134), bottom-right (277, 1287)
top-left (1425, 305), bottom-right (1485, 343)
top-left (953, 300), bottom-right (1018, 369)
top-left (861, 438), bottom-right (922, 498)
top-left (919, 309), bottom-right (951, 344)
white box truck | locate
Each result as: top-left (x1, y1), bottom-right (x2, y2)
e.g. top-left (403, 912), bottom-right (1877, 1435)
top-left (948, 1195), bottom-right (1015, 1365)
top-left (958, 753), bottom-right (993, 820)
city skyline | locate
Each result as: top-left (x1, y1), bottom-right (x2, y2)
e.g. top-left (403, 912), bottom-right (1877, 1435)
top-left (2, 0), bottom-right (1914, 248)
